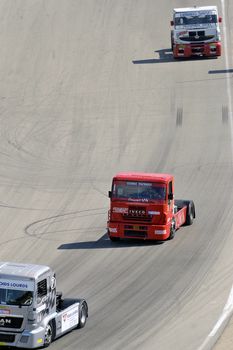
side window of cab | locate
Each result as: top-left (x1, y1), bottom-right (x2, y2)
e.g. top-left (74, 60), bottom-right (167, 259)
top-left (168, 181), bottom-right (173, 200)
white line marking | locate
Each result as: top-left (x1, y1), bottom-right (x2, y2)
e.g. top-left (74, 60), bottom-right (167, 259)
top-left (198, 1), bottom-right (233, 348)
top-left (221, 0), bottom-right (233, 158)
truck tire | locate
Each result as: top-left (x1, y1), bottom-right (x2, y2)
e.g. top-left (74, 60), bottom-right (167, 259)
top-left (186, 201), bottom-right (195, 225)
top-left (167, 219), bottom-right (176, 240)
top-left (171, 31), bottom-right (174, 51)
top-left (175, 199), bottom-right (195, 226)
top-left (77, 300), bottom-right (88, 329)
top-left (44, 322), bottom-right (54, 348)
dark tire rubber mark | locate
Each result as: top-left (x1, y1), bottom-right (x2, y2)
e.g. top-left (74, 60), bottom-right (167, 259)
top-left (176, 107), bottom-right (183, 127)
top-left (222, 105), bottom-right (228, 124)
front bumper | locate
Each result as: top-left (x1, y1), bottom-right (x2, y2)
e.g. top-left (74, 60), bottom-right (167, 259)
top-left (0, 326), bottom-right (45, 348)
top-left (108, 222), bottom-right (170, 240)
top-left (173, 42), bottom-right (221, 58)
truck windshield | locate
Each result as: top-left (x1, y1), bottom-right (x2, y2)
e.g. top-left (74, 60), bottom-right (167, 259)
top-left (112, 181), bottom-right (166, 202)
top-left (0, 289), bottom-right (33, 306)
top-left (175, 13), bottom-right (217, 26)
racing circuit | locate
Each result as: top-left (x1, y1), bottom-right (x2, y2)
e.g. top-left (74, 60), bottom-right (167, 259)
top-left (0, 0), bottom-right (233, 349)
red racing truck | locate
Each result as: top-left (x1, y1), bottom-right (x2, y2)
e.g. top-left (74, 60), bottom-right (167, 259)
top-left (107, 172), bottom-right (195, 241)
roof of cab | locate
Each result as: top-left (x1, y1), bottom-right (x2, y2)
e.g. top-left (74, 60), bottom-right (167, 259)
top-left (113, 172), bottom-right (173, 183)
top-left (174, 6), bottom-right (217, 13)
top-left (0, 262), bottom-right (51, 279)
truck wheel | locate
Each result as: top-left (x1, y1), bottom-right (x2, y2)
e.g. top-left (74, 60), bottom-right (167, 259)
top-left (77, 300), bottom-right (88, 329)
top-left (167, 219), bottom-right (176, 240)
top-left (186, 208), bottom-right (194, 225)
top-left (171, 31), bottom-right (174, 51)
top-left (175, 199), bottom-right (195, 226)
top-left (185, 200), bottom-right (195, 225)
top-left (44, 322), bottom-right (53, 348)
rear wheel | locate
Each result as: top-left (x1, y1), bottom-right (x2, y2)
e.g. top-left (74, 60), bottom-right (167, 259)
top-left (186, 205), bottom-right (194, 225)
top-left (185, 200), bottom-right (195, 225)
top-left (175, 199), bottom-right (195, 225)
top-left (77, 300), bottom-right (88, 329)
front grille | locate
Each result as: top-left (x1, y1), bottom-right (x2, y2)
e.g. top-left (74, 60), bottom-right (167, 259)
top-left (125, 225), bottom-right (147, 230)
top-left (0, 333), bottom-right (15, 343)
top-left (191, 45), bottom-right (205, 53)
top-left (123, 206), bottom-right (152, 222)
top-left (180, 31), bottom-right (214, 42)
top-left (0, 316), bottom-right (23, 329)
top-left (190, 31), bottom-right (205, 36)
top-left (124, 230), bottom-right (147, 238)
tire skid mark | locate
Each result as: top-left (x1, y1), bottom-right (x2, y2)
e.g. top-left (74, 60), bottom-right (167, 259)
top-left (222, 105), bottom-right (229, 124)
top-left (176, 106), bottom-right (183, 127)
top-left (24, 207), bottom-right (107, 238)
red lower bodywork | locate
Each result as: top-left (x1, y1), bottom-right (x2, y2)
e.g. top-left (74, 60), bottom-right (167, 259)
top-left (108, 206), bottom-right (187, 241)
top-left (173, 42), bottom-right (221, 58)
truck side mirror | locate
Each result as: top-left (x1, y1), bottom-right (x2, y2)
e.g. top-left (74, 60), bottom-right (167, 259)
top-left (168, 193), bottom-right (173, 200)
top-left (108, 191), bottom-right (112, 198)
top-left (170, 20), bottom-right (174, 26)
top-left (219, 17), bottom-right (222, 23)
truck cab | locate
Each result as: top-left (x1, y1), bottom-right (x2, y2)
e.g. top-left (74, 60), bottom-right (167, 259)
top-left (0, 262), bottom-right (88, 348)
top-left (108, 172), bottom-right (195, 241)
top-left (170, 6), bottom-right (222, 58)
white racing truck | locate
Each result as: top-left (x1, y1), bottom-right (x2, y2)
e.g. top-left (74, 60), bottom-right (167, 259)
top-left (0, 262), bottom-right (88, 348)
top-left (170, 6), bottom-right (222, 58)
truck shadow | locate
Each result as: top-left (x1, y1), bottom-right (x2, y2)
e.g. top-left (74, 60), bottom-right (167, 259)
top-left (58, 233), bottom-right (164, 250)
top-left (132, 49), bottom-right (218, 64)
top-left (133, 49), bottom-right (174, 64)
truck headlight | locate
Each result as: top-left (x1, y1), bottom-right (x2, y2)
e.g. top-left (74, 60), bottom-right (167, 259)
top-left (155, 230), bottom-right (166, 235)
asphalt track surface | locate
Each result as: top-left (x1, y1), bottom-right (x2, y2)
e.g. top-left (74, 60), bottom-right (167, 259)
top-left (1, 0), bottom-right (233, 349)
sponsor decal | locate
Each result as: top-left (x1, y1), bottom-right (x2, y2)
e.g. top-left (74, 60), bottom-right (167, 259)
top-left (0, 318), bottom-right (11, 326)
top-left (128, 208), bottom-right (146, 216)
top-left (0, 279), bottom-right (34, 291)
top-left (176, 23), bottom-right (215, 30)
top-left (126, 182), bottom-right (137, 186)
top-left (113, 207), bottom-right (128, 214)
top-left (138, 182), bottom-right (152, 187)
top-left (176, 10), bottom-right (216, 17)
top-left (61, 306), bottom-right (79, 333)
top-left (0, 308), bottom-right (10, 315)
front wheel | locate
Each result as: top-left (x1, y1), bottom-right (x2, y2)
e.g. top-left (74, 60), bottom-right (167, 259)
top-left (44, 322), bottom-right (53, 348)
top-left (167, 219), bottom-right (176, 240)
top-left (77, 300), bottom-right (88, 329)
top-left (170, 31), bottom-right (174, 51)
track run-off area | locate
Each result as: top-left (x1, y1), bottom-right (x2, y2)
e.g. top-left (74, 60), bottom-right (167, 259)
top-left (1, 0), bottom-right (233, 349)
